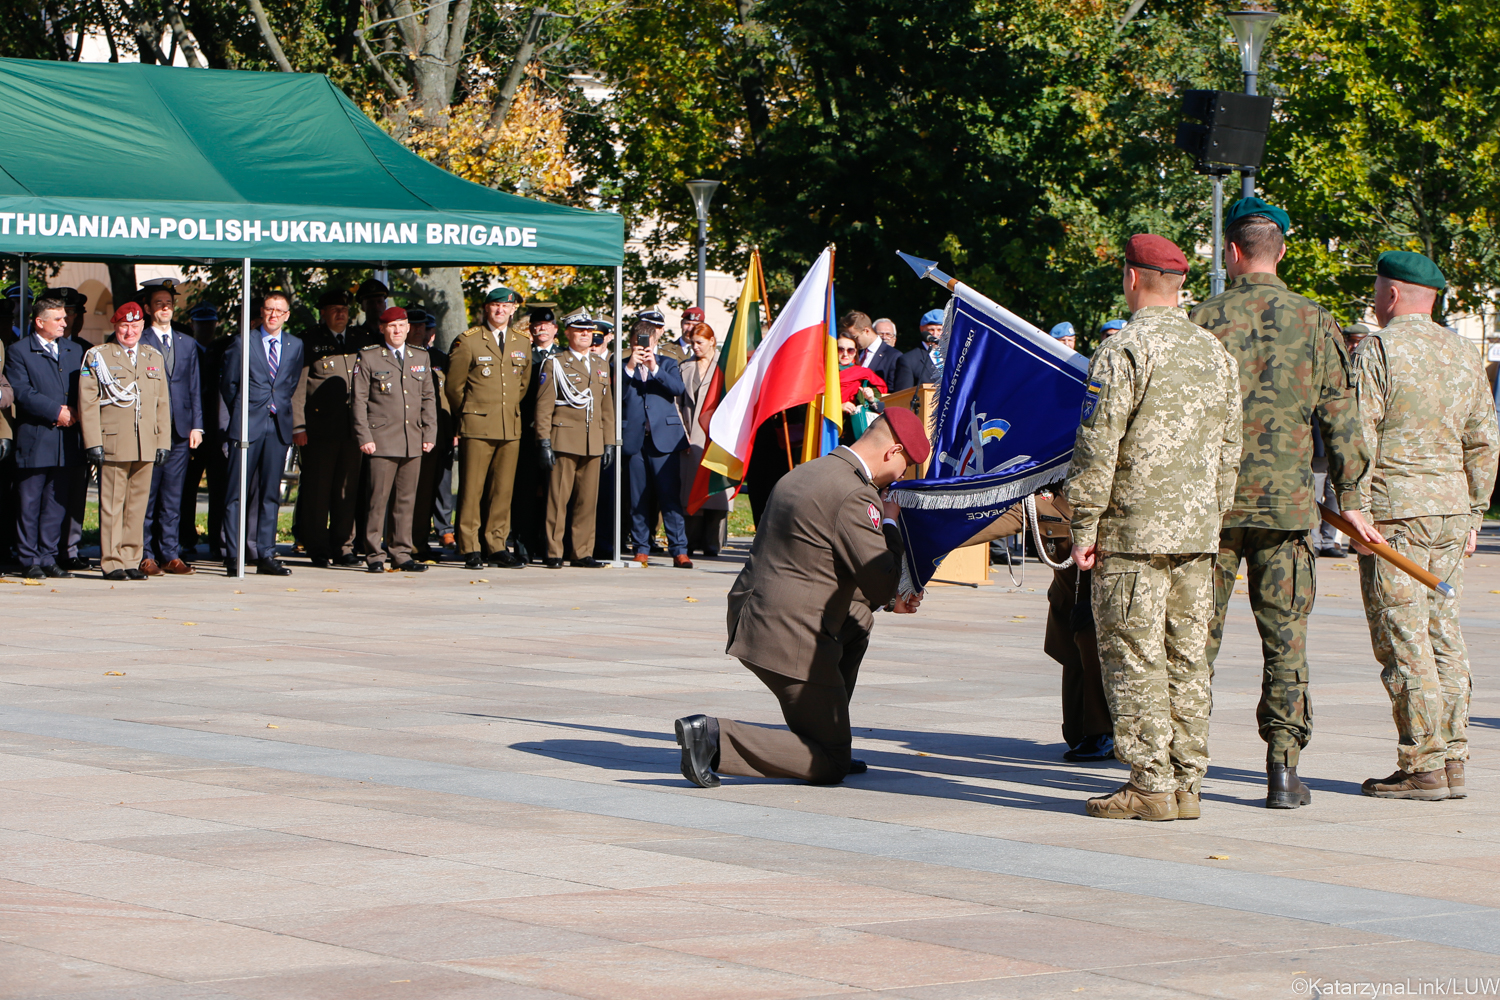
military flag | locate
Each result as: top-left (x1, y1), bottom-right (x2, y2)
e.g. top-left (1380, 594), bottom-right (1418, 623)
top-left (687, 249), bottom-right (769, 513)
top-left (702, 247), bottom-right (837, 500)
top-left (887, 253), bottom-right (1090, 593)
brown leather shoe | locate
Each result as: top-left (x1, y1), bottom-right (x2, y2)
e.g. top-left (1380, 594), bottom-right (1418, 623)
top-left (441, 533), bottom-right (456, 547)
top-left (1361, 769), bottom-right (1448, 800)
top-left (1175, 789), bottom-right (1201, 820)
top-left (1086, 782), bottom-right (1179, 821)
top-left (163, 558), bottom-right (196, 575)
top-left (139, 559), bottom-right (164, 577)
top-left (674, 554), bottom-right (694, 569)
top-left (1445, 761), bottom-right (1467, 799)
top-left (633, 553), bottom-right (649, 566)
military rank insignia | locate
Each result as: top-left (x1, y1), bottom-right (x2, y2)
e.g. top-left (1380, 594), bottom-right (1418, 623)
top-left (867, 502), bottom-right (881, 530)
top-left (1081, 378), bottom-right (1105, 426)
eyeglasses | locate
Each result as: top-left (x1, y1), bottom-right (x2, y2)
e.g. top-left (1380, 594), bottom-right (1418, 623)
top-left (837, 346), bottom-right (856, 355)
top-left (263, 307), bottom-right (289, 317)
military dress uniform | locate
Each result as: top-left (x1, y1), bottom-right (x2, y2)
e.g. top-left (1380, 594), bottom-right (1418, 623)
top-left (1066, 301), bottom-right (1241, 815)
top-left (535, 349), bottom-right (615, 563)
top-left (293, 324), bottom-right (375, 564)
top-left (1354, 265), bottom-right (1498, 796)
top-left (447, 321), bottom-right (531, 563)
top-left (80, 342), bottom-right (172, 576)
top-left (352, 343), bottom-right (437, 570)
top-left (1190, 265), bottom-right (1369, 790)
top-left (512, 339), bottom-right (562, 561)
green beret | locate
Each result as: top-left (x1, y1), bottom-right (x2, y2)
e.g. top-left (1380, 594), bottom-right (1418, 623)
top-left (485, 286), bottom-right (522, 304)
top-left (1377, 251), bottom-right (1446, 291)
top-left (1225, 196), bottom-right (1290, 235)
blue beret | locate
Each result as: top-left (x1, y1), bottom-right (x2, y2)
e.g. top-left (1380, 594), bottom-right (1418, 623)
top-left (1377, 250), bottom-right (1446, 291)
top-left (1049, 322), bottom-right (1075, 340)
top-left (189, 303), bottom-right (219, 321)
top-left (919, 309), bottom-right (944, 326)
top-left (1225, 196), bottom-right (1290, 235)
top-left (1100, 319), bottom-right (1127, 333)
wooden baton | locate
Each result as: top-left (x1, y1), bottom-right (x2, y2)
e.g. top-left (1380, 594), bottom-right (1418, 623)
top-left (1318, 504), bottom-right (1456, 599)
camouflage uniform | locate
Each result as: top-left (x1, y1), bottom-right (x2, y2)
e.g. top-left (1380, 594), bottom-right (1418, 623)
top-left (1066, 306), bottom-right (1242, 793)
top-left (1354, 314), bottom-right (1498, 775)
top-left (1190, 274), bottom-right (1369, 767)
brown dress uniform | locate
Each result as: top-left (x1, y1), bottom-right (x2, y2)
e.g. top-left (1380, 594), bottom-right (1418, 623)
top-left (352, 344), bottom-right (437, 567)
top-left (80, 343), bottom-right (172, 573)
top-left (534, 350), bottom-right (615, 560)
top-left (292, 324), bottom-right (374, 561)
top-left (446, 322), bottom-right (532, 556)
top-left (716, 447), bottom-right (904, 783)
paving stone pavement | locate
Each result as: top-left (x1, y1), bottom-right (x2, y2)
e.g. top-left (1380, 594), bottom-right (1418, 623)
top-left (2, 533), bottom-right (1499, 1000)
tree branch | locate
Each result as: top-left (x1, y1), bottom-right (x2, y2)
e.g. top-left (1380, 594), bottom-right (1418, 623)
top-left (1115, 0), bottom-right (1147, 36)
top-left (355, 28), bottom-right (410, 97)
top-left (246, 0), bottom-right (295, 71)
top-left (480, 5), bottom-right (547, 155)
top-left (165, 2), bottom-right (206, 67)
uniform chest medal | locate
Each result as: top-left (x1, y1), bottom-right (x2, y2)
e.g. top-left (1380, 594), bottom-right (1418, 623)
top-left (410, 365), bottom-right (426, 374)
top-left (322, 358), bottom-right (335, 370)
top-left (510, 351), bottom-right (525, 361)
top-left (481, 367), bottom-right (492, 376)
top-left (867, 502), bottom-right (881, 530)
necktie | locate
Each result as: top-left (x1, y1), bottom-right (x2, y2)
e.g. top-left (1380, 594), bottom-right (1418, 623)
top-left (394, 348), bottom-right (403, 363)
top-left (267, 337), bottom-right (279, 414)
top-left (162, 333), bottom-right (175, 373)
top-left (126, 347), bottom-right (136, 365)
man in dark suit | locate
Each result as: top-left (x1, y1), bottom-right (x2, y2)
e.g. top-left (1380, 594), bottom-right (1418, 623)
top-left (140, 280), bottom-right (203, 575)
top-left (222, 291), bottom-right (303, 576)
top-left (845, 310), bottom-right (900, 388)
top-left (621, 316), bottom-right (690, 567)
top-left (893, 309), bottom-right (945, 391)
top-left (52, 286), bottom-right (94, 571)
top-left (673, 411), bottom-right (930, 787)
top-left (5, 296), bottom-right (84, 579)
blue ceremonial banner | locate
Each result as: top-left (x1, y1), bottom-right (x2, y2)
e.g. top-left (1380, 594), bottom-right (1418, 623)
top-left (888, 287), bottom-right (1090, 592)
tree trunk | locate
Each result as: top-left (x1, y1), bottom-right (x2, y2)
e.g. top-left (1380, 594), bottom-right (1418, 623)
top-left (399, 267), bottom-right (468, 352)
top-left (107, 261), bottom-right (137, 317)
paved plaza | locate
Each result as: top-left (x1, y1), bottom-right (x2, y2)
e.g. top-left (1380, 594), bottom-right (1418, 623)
top-left (2, 533), bottom-right (1499, 1000)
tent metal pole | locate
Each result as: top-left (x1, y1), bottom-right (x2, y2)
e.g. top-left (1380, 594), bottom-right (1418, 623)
top-left (238, 258), bottom-right (250, 580)
top-left (613, 264), bottom-right (623, 567)
top-left (17, 256), bottom-right (27, 336)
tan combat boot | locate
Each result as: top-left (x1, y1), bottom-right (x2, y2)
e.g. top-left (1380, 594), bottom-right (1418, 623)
top-left (1086, 782), bottom-right (1179, 821)
top-left (1175, 788), bottom-right (1201, 820)
top-left (1361, 769), bottom-right (1449, 800)
top-left (1445, 761), bottom-right (1466, 799)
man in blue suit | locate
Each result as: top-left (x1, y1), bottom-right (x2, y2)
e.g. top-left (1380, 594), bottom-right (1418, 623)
top-left (140, 279), bottom-right (203, 576)
top-left (222, 291), bottom-right (302, 576)
top-left (622, 315), bottom-right (691, 567)
top-left (5, 295), bottom-right (83, 578)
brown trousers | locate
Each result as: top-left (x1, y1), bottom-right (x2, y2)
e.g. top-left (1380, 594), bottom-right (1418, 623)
top-left (365, 455), bottom-right (420, 566)
top-left (545, 452), bottom-right (601, 560)
top-left (716, 624), bottom-right (868, 785)
top-left (457, 437), bottom-right (518, 554)
top-left (1045, 563), bottom-right (1112, 746)
top-left (99, 461), bottom-right (153, 572)
top-left (298, 434), bottom-right (363, 559)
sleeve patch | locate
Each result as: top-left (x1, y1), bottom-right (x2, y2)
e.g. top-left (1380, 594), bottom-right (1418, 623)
top-left (1081, 379), bottom-right (1105, 425)
top-left (867, 502), bottom-right (881, 530)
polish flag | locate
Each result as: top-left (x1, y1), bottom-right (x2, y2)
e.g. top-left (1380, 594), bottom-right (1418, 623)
top-left (708, 247), bottom-right (835, 472)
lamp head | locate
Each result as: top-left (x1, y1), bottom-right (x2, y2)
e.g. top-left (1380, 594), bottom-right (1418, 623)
top-left (1226, 9), bottom-right (1279, 75)
top-left (686, 179), bottom-right (721, 221)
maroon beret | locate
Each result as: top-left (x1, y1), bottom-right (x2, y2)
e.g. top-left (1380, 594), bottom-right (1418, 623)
top-left (112, 302), bottom-right (143, 324)
top-left (1124, 234), bottom-right (1190, 275)
top-left (379, 306), bottom-right (408, 324)
top-left (882, 407), bottom-right (931, 466)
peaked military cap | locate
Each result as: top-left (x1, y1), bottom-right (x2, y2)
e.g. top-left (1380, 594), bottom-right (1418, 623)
top-left (405, 308), bottom-right (429, 326)
top-left (317, 288), bottom-right (352, 308)
top-left (529, 307), bottom-right (556, 325)
top-left (562, 308), bottom-right (595, 329)
top-left (635, 308), bottom-right (666, 327)
top-left (1225, 196), bottom-right (1290, 235)
top-left (3, 283), bottom-right (31, 303)
top-left (1377, 250), bottom-right (1446, 291)
top-left (357, 277), bottom-right (390, 297)
top-left (140, 276), bottom-right (184, 295)
top-left (485, 286), bottom-right (522, 304)
top-left (189, 302), bottom-right (220, 322)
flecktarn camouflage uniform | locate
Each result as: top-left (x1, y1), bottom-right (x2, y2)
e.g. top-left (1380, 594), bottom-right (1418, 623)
top-left (1066, 306), bottom-right (1242, 793)
top-left (1190, 273), bottom-right (1369, 767)
top-left (1354, 314), bottom-right (1498, 775)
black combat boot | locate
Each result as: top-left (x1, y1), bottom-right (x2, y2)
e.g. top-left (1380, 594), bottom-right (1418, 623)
top-left (1267, 762), bottom-right (1312, 809)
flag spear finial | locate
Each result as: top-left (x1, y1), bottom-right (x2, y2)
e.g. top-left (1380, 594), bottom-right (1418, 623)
top-left (895, 250), bottom-right (959, 291)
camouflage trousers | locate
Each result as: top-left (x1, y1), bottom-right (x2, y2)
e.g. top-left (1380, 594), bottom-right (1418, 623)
top-left (1206, 528), bottom-right (1314, 767)
top-left (1093, 552), bottom-right (1215, 794)
top-left (1359, 515), bottom-right (1472, 775)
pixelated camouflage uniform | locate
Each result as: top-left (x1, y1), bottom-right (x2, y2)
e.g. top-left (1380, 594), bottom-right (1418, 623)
top-left (1354, 314), bottom-right (1498, 774)
top-left (1190, 273), bottom-right (1370, 767)
top-left (1066, 306), bottom-right (1242, 793)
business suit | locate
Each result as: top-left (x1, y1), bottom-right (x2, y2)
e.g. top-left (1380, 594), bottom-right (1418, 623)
top-left (621, 352), bottom-right (688, 556)
top-left (141, 326), bottom-right (203, 569)
top-left (893, 345), bottom-right (940, 392)
top-left (716, 447), bottom-right (905, 783)
top-left (5, 333), bottom-right (84, 569)
top-left (858, 341), bottom-right (901, 390)
top-left (222, 327), bottom-right (303, 568)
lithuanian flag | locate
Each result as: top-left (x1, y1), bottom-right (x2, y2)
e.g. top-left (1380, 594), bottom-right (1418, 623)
top-left (686, 249), bottom-right (768, 514)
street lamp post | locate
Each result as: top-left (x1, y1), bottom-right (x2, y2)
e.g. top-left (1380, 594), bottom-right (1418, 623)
top-left (686, 179), bottom-right (720, 312)
top-left (1226, 8), bottom-right (1279, 200)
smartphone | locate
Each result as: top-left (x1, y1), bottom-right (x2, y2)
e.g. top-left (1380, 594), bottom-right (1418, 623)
top-left (634, 331), bottom-right (651, 349)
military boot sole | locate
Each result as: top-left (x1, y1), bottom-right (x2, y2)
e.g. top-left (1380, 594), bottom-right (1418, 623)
top-left (1266, 786), bottom-right (1313, 809)
top-left (1363, 783), bottom-right (1449, 801)
top-left (1085, 788), bottom-right (1178, 821)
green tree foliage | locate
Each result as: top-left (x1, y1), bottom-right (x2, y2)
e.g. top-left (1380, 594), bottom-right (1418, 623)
top-left (1264, 0), bottom-right (1500, 322)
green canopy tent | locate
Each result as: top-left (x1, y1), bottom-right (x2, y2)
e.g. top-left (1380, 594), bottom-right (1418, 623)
top-left (0, 58), bottom-right (628, 576)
